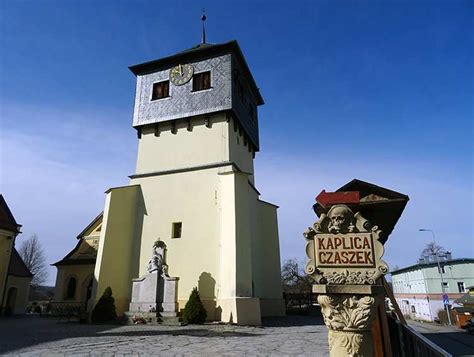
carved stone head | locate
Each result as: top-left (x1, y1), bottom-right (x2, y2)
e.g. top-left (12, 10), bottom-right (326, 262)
top-left (328, 205), bottom-right (354, 233)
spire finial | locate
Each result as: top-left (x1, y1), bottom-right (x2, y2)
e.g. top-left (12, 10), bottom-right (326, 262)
top-left (201, 9), bottom-right (207, 44)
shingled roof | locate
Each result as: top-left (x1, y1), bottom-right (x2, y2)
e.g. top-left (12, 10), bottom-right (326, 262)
top-left (8, 248), bottom-right (33, 278)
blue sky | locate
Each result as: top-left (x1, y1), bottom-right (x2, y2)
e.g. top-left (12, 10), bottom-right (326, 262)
top-left (1, 0), bottom-right (472, 285)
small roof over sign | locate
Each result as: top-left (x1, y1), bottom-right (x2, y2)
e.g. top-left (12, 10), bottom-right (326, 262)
top-left (313, 179), bottom-right (409, 244)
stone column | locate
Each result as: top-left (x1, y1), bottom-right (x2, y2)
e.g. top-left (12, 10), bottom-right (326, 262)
top-left (304, 204), bottom-right (390, 357)
top-left (317, 293), bottom-right (381, 357)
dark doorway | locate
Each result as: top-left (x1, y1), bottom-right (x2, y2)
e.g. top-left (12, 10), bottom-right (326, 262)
top-left (66, 277), bottom-right (77, 299)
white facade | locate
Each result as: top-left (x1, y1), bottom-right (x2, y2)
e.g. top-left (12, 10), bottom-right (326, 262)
top-left (391, 259), bottom-right (474, 322)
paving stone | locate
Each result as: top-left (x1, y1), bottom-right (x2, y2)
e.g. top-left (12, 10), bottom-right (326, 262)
top-left (0, 316), bottom-right (328, 356)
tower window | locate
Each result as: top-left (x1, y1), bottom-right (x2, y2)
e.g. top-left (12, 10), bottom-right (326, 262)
top-left (192, 71), bottom-right (211, 92)
top-left (172, 222), bottom-right (182, 238)
top-left (152, 81), bottom-right (169, 100)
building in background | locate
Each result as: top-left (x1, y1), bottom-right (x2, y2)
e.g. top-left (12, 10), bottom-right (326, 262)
top-left (0, 195), bottom-right (33, 315)
top-left (52, 213), bottom-right (101, 310)
top-left (54, 39), bottom-right (284, 325)
top-left (391, 258), bottom-right (474, 322)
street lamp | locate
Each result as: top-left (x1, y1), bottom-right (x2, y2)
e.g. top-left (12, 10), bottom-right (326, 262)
top-left (419, 228), bottom-right (452, 325)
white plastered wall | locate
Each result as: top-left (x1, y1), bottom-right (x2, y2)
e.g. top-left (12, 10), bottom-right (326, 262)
top-left (92, 113), bottom-right (282, 324)
top-left (92, 185), bottom-right (144, 316)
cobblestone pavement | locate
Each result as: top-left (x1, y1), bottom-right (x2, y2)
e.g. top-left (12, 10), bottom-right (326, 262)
top-left (0, 315), bottom-right (329, 356)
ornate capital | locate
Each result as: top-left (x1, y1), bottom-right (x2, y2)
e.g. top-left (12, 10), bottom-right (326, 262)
top-left (318, 294), bottom-right (381, 357)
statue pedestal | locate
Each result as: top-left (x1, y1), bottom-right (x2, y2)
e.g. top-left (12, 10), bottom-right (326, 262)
top-left (161, 276), bottom-right (179, 317)
top-left (128, 271), bottom-right (179, 317)
top-left (314, 284), bottom-right (383, 357)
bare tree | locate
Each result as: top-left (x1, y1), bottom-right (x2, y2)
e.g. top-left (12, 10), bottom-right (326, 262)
top-left (420, 242), bottom-right (447, 260)
top-left (18, 234), bottom-right (48, 286)
top-left (281, 259), bottom-right (312, 293)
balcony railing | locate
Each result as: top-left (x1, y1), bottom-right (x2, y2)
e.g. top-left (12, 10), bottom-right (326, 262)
top-left (391, 317), bottom-right (452, 357)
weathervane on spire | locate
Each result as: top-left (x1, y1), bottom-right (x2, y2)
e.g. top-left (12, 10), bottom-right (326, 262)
top-left (201, 9), bottom-right (207, 44)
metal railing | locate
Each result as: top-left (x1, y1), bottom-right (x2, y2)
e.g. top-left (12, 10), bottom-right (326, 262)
top-left (393, 318), bottom-right (452, 357)
top-left (48, 302), bottom-right (86, 320)
top-left (283, 292), bottom-right (317, 315)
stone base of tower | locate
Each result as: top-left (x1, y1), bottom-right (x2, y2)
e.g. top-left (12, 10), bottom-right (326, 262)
top-left (217, 297), bottom-right (262, 325)
top-left (259, 298), bottom-right (286, 317)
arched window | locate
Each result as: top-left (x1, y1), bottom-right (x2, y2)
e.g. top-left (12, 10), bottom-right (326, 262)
top-left (66, 277), bottom-right (77, 299)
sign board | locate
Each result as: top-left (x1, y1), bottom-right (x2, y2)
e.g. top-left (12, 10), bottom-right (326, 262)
top-left (442, 294), bottom-right (449, 305)
top-left (304, 204), bottom-right (388, 285)
top-left (315, 233), bottom-right (375, 267)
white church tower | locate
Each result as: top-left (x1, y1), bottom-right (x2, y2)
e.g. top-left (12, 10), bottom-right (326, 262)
top-left (91, 33), bottom-right (284, 325)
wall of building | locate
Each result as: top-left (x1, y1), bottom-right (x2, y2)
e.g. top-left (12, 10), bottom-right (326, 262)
top-left (423, 262), bottom-right (474, 295)
top-left (92, 185), bottom-right (144, 316)
top-left (4, 275), bottom-right (31, 315)
top-left (134, 113), bottom-right (256, 180)
top-left (130, 167), bottom-right (221, 316)
top-left (396, 297), bottom-right (433, 322)
top-left (53, 264), bottom-right (95, 303)
top-left (392, 261), bottom-right (474, 322)
top-left (130, 113), bottom-right (266, 323)
top-left (0, 230), bottom-right (15, 311)
top-left (253, 200), bottom-right (285, 316)
top-left (392, 269), bottom-right (428, 295)
top-left (135, 115), bottom-right (231, 175)
top-left (133, 54), bottom-right (232, 126)
top-left (228, 118), bottom-right (255, 183)
top-left (231, 55), bottom-right (260, 149)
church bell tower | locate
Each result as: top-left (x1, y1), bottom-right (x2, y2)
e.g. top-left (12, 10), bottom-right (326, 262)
top-left (92, 35), bottom-right (284, 325)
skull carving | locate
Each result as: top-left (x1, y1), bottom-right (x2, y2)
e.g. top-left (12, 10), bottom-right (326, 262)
top-left (327, 205), bottom-right (355, 234)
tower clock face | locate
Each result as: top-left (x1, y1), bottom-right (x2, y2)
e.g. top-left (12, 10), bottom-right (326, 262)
top-left (169, 64), bottom-right (194, 86)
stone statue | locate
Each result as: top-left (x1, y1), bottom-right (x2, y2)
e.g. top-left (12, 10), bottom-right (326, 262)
top-left (128, 240), bottom-right (179, 320)
top-left (146, 240), bottom-right (170, 277)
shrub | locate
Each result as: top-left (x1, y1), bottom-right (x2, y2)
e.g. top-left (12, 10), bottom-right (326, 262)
top-left (182, 287), bottom-right (207, 324)
top-left (91, 287), bottom-right (117, 323)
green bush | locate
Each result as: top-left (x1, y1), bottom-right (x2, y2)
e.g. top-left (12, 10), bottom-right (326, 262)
top-left (91, 287), bottom-right (117, 323)
top-left (182, 287), bottom-right (207, 324)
